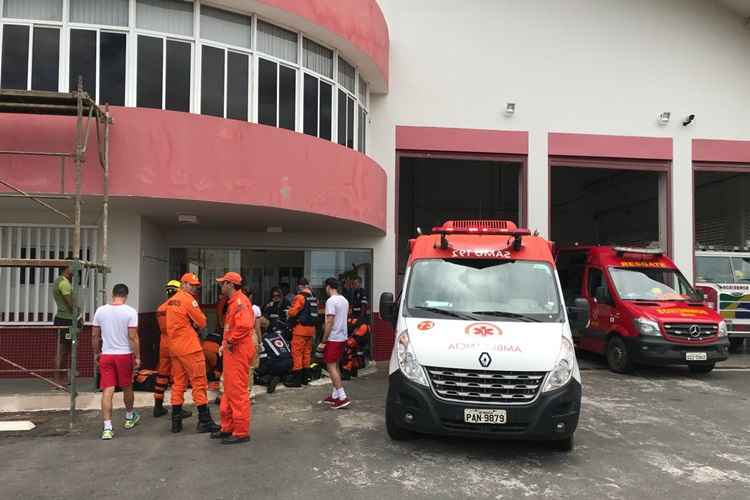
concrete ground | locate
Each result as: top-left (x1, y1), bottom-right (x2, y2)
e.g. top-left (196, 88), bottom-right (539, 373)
top-left (2, 361), bottom-right (750, 500)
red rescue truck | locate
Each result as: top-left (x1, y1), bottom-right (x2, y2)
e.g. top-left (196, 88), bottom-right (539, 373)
top-left (380, 220), bottom-right (585, 451)
top-left (557, 246), bottom-right (729, 374)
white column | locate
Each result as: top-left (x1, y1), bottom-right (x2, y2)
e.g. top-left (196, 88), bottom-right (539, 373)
top-left (672, 136), bottom-right (694, 281)
top-left (527, 129), bottom-right (550, 237)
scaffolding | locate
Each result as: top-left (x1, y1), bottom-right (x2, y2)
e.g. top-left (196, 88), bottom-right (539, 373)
top-left (0, 80), bottom-right (111, 428)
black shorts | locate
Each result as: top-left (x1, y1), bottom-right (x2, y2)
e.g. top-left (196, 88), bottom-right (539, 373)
top-left (53, 317), bottom-right (73, 342)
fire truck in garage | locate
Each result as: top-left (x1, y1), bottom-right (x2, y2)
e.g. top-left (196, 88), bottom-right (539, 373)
top-left (557, 246), bottom-right (729, 374)
top-left (695, 249), bottom-right (750, 352)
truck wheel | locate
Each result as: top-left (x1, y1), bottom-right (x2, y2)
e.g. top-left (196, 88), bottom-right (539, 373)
top-left (606, 336), bottom-right (634, 374)
top-left (729, 338), bottom-right (745, 353)
top-left (386, 406), bottom-right (417, 441)
top-left (549, 435), bottom-right (574, 452)
top-left (688, 363), bottom-right (715, 374)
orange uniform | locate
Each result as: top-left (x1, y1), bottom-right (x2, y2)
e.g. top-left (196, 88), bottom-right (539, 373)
top-left (166, 289), bottom-right (209, 407)
top-left (287, 289), bottom-right (316, 372)
top-left (220, 290), bottom-right (256, 438)
top-left (153, 300), bottom-right (171, 402)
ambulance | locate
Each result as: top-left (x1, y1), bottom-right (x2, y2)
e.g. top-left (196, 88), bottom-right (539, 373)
top-left (695, 249), bottom-right (750, 352)
top-left (556, 246), bottom-right (729, 373)
top-left (379, 220), bottom-right (584, 451)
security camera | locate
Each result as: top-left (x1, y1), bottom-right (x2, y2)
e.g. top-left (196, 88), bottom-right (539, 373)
top-left (682, 114), bottom-right (695, 126)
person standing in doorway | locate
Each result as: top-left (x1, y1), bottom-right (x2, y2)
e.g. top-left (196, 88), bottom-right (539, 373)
top-left (52, 264), bottom-right (75, 386)
top-left (318, 278), bottom-right (351, 409)
top-left (284, 278), bottom-right (318, 387)
top-left (92, 284), bottom-right (140, 440)
top-left (166, 273), bottom-right (220, 434)
top-left (212, 272), bottom-right (255, 444)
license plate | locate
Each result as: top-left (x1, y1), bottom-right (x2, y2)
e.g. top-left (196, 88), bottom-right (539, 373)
top-left (464, 409), bottom-right (507, 425)
top-left (686, 352), bottom-right (707, 361)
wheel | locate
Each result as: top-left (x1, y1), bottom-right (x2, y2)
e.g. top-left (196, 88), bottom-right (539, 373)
top-left (689, 363), bottom-right (715, 374)
top-left (386, 405), bottom-right (417, 441)
top-left (549, 434), bottom-right (574, 452)
top-left (606, 336), bottom-right (634, 374)
top-left (729, 338), bottom-right (745, 353)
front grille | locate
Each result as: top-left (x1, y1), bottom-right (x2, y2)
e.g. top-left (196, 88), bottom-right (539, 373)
top-left (425, 367), bottom-right (546, 405)
top-left (663, 323), bottom-right (718, 340)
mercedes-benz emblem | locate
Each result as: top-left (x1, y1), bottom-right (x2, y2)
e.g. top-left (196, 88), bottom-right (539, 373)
top-left (689, 325), bottom-right (701, 338)
top-left (479, 352), bottom-right (492, 368)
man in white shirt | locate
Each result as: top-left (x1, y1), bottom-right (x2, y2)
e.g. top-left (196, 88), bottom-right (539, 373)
top-left (318, 277), bottom-right (351, 409)
top-left (92, 283), bottom-right (140, 440)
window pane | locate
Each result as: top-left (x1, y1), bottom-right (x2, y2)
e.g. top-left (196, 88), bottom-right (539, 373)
top-left (136, 0), bottom-right (193, 36)
top-left (319, 81), bottom-right (332, 141)
top-left (358, 107), bottom-right (367, 153)
top-left (358, 78), bottom-right (367, 104)
top-left (137, 35), bottom-right (163, 109)
top-left (258, 59), bottom-right (277, 126)
top-left (346, 96), bottom-right (355, 148)
top-left (303, 74), bottom-right (318, 137)
top-left (70, 0), bottom-right (128, 26)
top-left (31, 27), bottom-right (59, 91)
top-left (3, 0), bottom-right (62, 21)
top-left (1, 25), bottom-right (30, 90)
top-left (257, 20), bottom-right (297, 63)
top-left (201, 45), bottom-right (224, 118)
top-left (100, 32), bottom-right (126, 106)
top-left (303, 38), bottom-right (332, 78)
top-left (227, 52), bottom-right (249, 121)
top-left (201, 6), bottom-right (252, 49)
top-left (69, 30), bottom-right (96, 99)
top-left (337, 90), bottom-right (346, 146)
top-left (279, 66), bottom-right (296, 131)
top-left (338, 57), bottom-right (355, 93)
top-left (166, 40), bottom-right (191, 112)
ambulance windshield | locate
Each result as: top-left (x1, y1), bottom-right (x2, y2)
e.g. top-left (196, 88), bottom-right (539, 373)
top-left (405, 259), bottom-right (563, 322)
top-left (609, 267), bottom-right (699, 301)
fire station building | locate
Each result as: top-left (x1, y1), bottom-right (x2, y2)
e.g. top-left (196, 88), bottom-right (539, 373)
top-left (1, 0), bottom-right (750, 364)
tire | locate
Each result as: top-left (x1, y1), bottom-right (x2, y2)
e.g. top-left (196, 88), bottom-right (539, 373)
top-left (606, 336), bottom-right (634, 374)
top-left (729, 338), bottom-right (745, 353)
top-left (689, 363), bottom-right (715, 374)
top-left (386, 405), bottom-right (417, 441)
top-left (549, 434), bottom-right (574, 452)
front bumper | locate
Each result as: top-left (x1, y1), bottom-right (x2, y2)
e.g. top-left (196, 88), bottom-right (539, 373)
top-left (386, 370), bottom-right (581, 440)
top-left (624, 336), bottom-right (730, 365)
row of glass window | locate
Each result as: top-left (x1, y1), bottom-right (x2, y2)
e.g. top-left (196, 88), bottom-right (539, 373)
top-left (0, 0), bottom-right (368, 153)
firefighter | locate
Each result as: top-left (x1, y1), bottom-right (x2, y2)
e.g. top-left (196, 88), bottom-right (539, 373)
top-left (211, 272), bottom-right (255, 445)
top-left (166, 273), bottom-right (220, 434)
top-left (263, 286), bottom-right (290, 339)
top-left (350, 276), bottom-right (369, 321)
top-left (153, 280), bottom-right (192, 419)
top-left (342, 317), bottom-right (371, 380)
top-left (256, 322), bottom-right (292, 393)
top-left (284, 278), bottom-right (318, 387)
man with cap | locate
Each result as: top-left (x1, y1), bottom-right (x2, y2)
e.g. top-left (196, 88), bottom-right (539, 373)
top-left (211, 272), bottom-right (255, 444)
top-left (153, 280), bottom-right (192, 419)
top-left (165, 273), bottom-right (220, 434)
top-left (284, 278), bottom-right (319, 387)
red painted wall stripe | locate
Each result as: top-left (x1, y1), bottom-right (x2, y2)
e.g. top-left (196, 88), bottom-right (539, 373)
top-left (396, 126), bottom-right (528, 155)
top-left (549, 132), bottom-right (672, 160)
top-left (693, 139), bottom-right (750, 164)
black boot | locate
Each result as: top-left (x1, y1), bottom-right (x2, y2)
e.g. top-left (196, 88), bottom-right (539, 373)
top-left (171, 406), bottom-right (183, 433)
top-left (283, 371), bottom-right (303, 388)
top-left (302, 368), bottom-right (311, 385)
top-left (221, 435), bottom-right (250, 445)
top-left (210, 430), bottom-right (231, 439)
top-left (153, 399), bottom-right (168, 418)
top-left (179, 408), bottom-right (193, 419)
top-left (267, 376), bottom-right (280, 394)
top-left (196, 404), bottom-right (220, 433)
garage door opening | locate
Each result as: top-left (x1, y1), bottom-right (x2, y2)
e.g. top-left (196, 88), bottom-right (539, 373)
top-left (397, 155), bottom-right (523, 282)
top-left (551, 164), bottom-right (669, 250)
top-left (695, 170), bottom-right (750, 248)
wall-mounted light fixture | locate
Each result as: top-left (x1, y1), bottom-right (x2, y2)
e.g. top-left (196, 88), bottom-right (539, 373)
top-left (657, 112), bottom-right (671, 125)
top-left (505, 102), bottom-right (516, 116)
top-left (177, 214), bottom-right (199, 224)
top-left (682, 114), bottom-right (695, 126)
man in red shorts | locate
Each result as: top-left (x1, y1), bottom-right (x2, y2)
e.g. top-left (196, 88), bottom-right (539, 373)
top-left (318, 277), bottom-right (351, 409)
top-left (92, 283), bottom-right (140, 440)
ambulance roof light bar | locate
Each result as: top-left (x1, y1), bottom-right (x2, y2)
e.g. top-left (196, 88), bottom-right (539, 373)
top-left (432, 220), bottom-right (531, 251)
top-left (614, 246), bottom-right (664, 256)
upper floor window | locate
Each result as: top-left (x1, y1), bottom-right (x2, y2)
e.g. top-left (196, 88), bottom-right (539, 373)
top-left (201, 45), bottom-right (250, 121)
top-left (136, 35), bottom-right (192, 112)
top-left (200, 5), bottom-right (252, 49)
top-left (303, 38), bottom-right (333, 79)
top-left (257, 20), bottom-right (297, 63)
top-left (69, 29), bottom-right (127, 105)
top-left (136, 0), bottom-right (193, 37)
top-left (1, 24), bottom-right (60, 91)
top-left (3, 0), bottom-right (62, 21)
top-left (338, 58), bottom-right (355, 94)
top-left (258, 58), bottom-right (296, 130)
top-left (70, 0), bottom-right (128, 26)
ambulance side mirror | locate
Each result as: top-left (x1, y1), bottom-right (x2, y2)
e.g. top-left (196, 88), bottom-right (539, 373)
top-left (380, 293), bottom-right (396, 323)
top-left (570, 298), bottom-right (590, 330)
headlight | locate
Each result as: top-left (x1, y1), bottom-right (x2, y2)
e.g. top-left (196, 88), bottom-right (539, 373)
top-left (396, 330), bottom-right (428, 386)
top-left (543, 336), bottom-right (575, 393)
top-left (718, 321), bottom-right (728, 337)
top-left (634, 317), bottom-right (660, 336)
